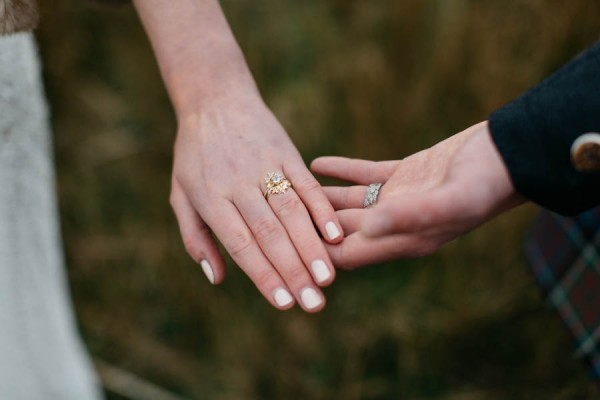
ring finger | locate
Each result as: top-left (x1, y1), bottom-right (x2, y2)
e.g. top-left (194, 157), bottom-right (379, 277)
top-left (234, 187), bottom-right (326, 312)
top-left (267, 186), bottom-right (336, 287)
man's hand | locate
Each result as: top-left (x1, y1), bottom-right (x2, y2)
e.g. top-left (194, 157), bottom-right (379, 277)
top-left (311, 122), bottom-right (524, 269)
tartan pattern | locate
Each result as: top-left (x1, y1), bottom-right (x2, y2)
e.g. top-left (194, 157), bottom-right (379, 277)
top-left (525, 207), bottom-right (600, 380)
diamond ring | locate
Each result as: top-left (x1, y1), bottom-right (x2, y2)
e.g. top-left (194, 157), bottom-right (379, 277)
top-left (264, 172), bottom-right (292, 199)
top-left (363, 183), bottom-right (382, 208)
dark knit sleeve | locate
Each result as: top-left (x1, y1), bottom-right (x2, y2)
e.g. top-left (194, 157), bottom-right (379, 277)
top-left (489, 41), bottom-right (600, 216)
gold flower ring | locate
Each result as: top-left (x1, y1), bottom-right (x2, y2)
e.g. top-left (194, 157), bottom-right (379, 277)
top-left (264, 172), bottom-right (292, 199)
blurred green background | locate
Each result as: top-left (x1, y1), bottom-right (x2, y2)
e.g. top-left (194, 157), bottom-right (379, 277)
top-left (35, 1), bottom-right (600, 399)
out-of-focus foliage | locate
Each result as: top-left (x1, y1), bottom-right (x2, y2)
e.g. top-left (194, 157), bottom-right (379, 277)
top-left (36, 1), bottom-right (600, 399)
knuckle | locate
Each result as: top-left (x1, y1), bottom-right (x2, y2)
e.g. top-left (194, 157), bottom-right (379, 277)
top-left (254, 268), bottom-right (278, 288)
top-left (254, 219), bottom-right (281, 242)
top-left (285, 265), bottom-right (307, 285)
top-left (182, 236), bottom-right (202, 261)
top-left (227, 231), bottom-right (254, 257)
top-left (274, 196), bottom-right (302, 217)
top-left (294, 237), bottom-right (317, 255)
top-left (310, 204), bottom-right (332, 222)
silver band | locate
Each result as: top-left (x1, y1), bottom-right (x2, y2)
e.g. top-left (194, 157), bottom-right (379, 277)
top-left (363, 183), bottom-right (382, 208)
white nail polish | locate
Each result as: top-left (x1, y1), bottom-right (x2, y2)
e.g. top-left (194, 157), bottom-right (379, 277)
top-left (325, 221), bottom-right (341, 240)
top-left (273, 288), bottom-right (293, 307)
top-left (200, 259), bottom-right (215, 284)
top-left (301, 287), bottom-right (323, 310)
top-left (311, 259), bottom-right (331, 283)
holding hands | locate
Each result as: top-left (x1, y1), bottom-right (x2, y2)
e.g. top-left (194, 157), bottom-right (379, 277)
top-left (135, 0), bottom-right (524, 313)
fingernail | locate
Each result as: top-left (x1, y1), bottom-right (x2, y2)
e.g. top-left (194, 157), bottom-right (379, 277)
top-left (300, 287), bottom-right (323, 310)
top-left (273, 287), bottom-right (293, 307)
top-left (200, 259), bottom-right (215, 284)
top-left (325, 221), bottom-right (341, 240)
top-left (311, 259), bottom-right (331, 283)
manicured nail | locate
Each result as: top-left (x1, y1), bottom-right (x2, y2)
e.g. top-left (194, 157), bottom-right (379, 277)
top-left (200, 259), bottom-right (215, 284)
top-left (325, 221), bottom-right (341, 240)
top-left (311, 259), bottom-right (331, 283)
top-left (273, 287), bottom-right (293, 307)
top-left (300, 287), bottom-right (323, 310)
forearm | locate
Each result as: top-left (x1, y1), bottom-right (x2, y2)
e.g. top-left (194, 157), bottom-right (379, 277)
top-left (133, 0), bottom-right (261, 118)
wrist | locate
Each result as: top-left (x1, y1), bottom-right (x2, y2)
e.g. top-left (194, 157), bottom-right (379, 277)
top-left (166, 51), bottom-right (263, 120)
top-left (176, 89), bottom-right (268, 134)
top-left (133, 0), bottom-right (263, 120)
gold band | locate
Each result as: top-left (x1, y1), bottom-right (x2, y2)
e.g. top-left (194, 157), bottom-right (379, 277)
top-left (264, 172), bottom-right (292, 199)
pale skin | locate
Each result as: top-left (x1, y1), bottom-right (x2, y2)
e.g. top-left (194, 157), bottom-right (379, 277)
top-left (311, 122), bottom-right (525, 269)
top-left (133, 0), bottom-right (344, 312)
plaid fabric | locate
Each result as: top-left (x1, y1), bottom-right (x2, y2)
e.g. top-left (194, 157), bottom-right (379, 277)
top-left (525, 206), bottom-right (600, 381)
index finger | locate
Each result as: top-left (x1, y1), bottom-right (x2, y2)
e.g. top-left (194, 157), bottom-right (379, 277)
top-left (311, 157), bottom-right (399, 185)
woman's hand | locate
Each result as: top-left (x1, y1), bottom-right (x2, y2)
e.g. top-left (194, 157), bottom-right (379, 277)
top-left (311, 122), bottom-right (524, 269)
top-left (170, 96), bottom-right (342, 312)
top-left (133, 0), bottom-right (342, 312)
